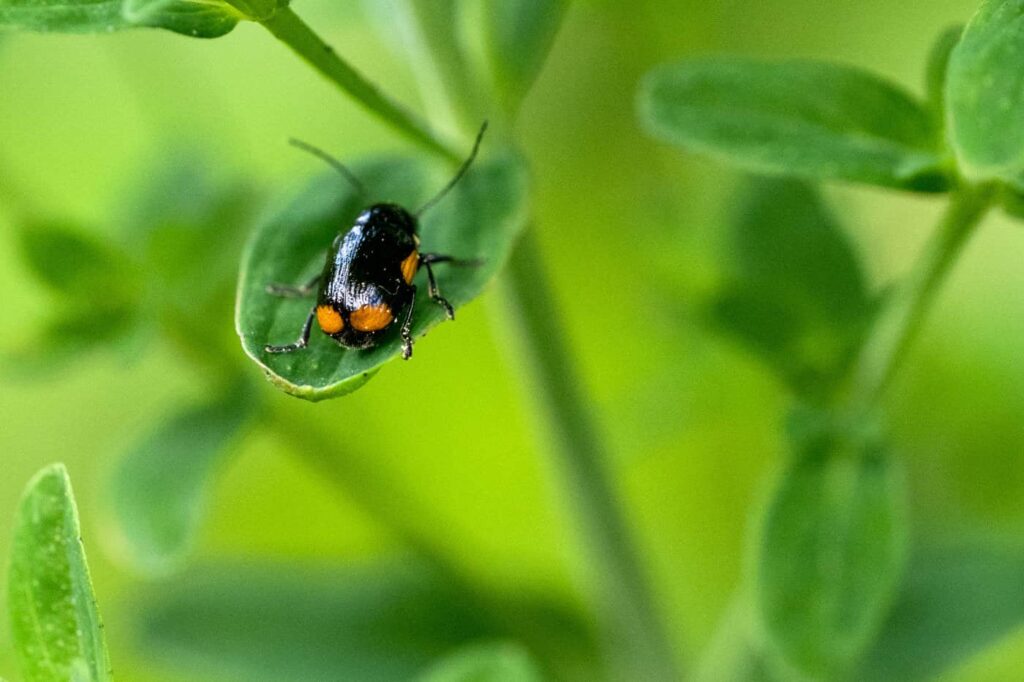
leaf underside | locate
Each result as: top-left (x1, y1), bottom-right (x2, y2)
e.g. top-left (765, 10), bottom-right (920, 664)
top-left (639, 58), bottom-right (950, 191)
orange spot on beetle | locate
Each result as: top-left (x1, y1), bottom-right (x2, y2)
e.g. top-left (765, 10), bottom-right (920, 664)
top-left (350, 304), bottom-right (394, 332)
top-left (316, 305), bottom-right (345, 334)
top-left (400, 250), bottom-right (419, 285)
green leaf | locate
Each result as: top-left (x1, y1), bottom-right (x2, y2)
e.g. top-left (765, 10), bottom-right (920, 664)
top-left (709, 177), bottom-right (871, 398)
top-left (418, 642), bottom-right (546, 682)
top-left (7, 464), bottom-right (111, 682)
top-left (236, 152), bottom-right (529, 401)
top-left (926, 25), bottom-right (963, 120)
top-left (947, 0), bottom-right (1024, 181)
top-left (0, 0), bottom-right (240, 36)
top-left (638, 58), bottom-right (951, 191)
top-left (119, 158), bottom-right (261, 314)
top-left (121, 0), bottom-right (241, 37)
top-left (8, 221), bottom-right (142, 374)
top-left (109, 387), bottom-right (256, 575)
top-left (857, 542), bottom-right (1024, 681)
top-left (2, 304), bottom-right (139, 378)
top-left (482, 0), bottom-right (568, 115)
top-left (133, 560), bottom-right (516, 681)
top-left (754, 410), bottom-right (907, 679)
top-left (16, 221), bottom-right (137, 301)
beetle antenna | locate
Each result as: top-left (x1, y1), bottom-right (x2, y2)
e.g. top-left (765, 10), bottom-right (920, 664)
top-left (288, 138), bottom-right (367, 199)
top-left (416, 121), bottom-right (488, 217)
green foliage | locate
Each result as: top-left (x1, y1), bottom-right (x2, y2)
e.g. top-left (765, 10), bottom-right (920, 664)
top-left (109, 385), bottom-right (256, 575)
top-left (638, 58), bottom-right (951, 191)
top-left (12, 221), bottom-right (141, 367)
top-left (857, 542), bottom-right (1024, 681)
top-left (7, 464), bottom-right (111, 682)
top-left (418, 642), bottom-right (546, 682)
top-left (133, 560), bottom-right (538, 681)
top-left (754, 409), bottom-right (907, 679)
top-left (948, 0), bottom-right (1024, 181)
top-left (16, 221), bottom-right (136, 297)
top-left (482, 0), bottom-right (569, 116)
top-left (236, 153), bottom-right (529, 401)
top-left (710, 177), bottom-right (871, 398)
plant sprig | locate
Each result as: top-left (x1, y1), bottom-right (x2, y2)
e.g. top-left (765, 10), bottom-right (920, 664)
top-left (638, 2), bottom-right (1024, 679)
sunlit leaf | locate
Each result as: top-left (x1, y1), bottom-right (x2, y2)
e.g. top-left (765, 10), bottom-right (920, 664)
top-left (0, 0), bottom-right (241, 36)
top-left (482, 0), bottom-right (569, 115)
top-left (236, 151), bottom-right (529, 401)
top-left (638, 58), bottom-right (951, 191)
top-left (755, 409), bottom-right (907, 678)
top-left (418, 642), bottom-right (546, 682)
top-left (857, 542), bottom-right (1024, 681)
top-left (7, 464), bottom-right (111, 682)
top-left (947, 0), bottom-right (1024, 181)
top-left (709, 177), bottom-right (871, 398)
top-left (134, 560), bottom-right (514, 681)
top-left (109, 386), bottom-right (256, 575)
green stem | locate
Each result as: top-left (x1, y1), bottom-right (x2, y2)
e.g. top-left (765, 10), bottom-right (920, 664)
top-left (848, 183), bottom-right (995, 411)
top-left (497, 228), bottom-right (680, 681)
top-left (259, 8), bottom-right (459, 162)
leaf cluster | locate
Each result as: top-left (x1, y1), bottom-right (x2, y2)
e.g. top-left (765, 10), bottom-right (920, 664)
top-left (1, 1), bottom-right (585, 680)
top-left (638, 1), bottom-right (1024, 679)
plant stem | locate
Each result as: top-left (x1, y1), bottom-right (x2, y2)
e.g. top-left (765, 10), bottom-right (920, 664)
top-left (497, 228), bottom-right (680, 681)
top-left (848, 182), bottom-right (995, 411)
top-left (260, 8), bottom-right (460, 162)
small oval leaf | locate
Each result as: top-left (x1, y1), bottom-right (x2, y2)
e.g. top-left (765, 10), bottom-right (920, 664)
top-left (134, 560), bottom-right (505, 681)
top-left (710, 177), bottom-right (870, 398)
top-left (122, 0), bottom-right (241, 38)
top-left (857, 542), bottom-right (1024, 681)
top-left (7, 464), bottom-right (111, 682)
top-left (638, 58), bottom-right (951, 191)
top-left (236, 152), bottom-right (529, 401)
top-left (755, 411), bottom-right (908, 678)
top-left (108, 388), bottom-right (256, 575)
top-left (948, 0), bottom-right (1024, 180)
top-left (483, 0), bottom-right (569, 115)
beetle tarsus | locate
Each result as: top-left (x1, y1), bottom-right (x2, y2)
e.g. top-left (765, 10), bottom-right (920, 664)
top-left (266, 275), bottom-right (319, 298)
top-left (400, 290), bottom-right (416, 360)
top-left (264, 305), bottom-right (316, 354)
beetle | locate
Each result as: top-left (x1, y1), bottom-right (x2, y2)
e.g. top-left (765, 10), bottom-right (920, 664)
top-left (263, 122), bottom-right (487, 360)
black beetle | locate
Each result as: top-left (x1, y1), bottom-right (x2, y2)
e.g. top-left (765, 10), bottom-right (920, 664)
top-left (264, 123), bottom-right (486, 360)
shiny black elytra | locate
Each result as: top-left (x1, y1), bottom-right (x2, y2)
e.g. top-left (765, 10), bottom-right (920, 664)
top-left (263, 122), bottom-right (486, 360)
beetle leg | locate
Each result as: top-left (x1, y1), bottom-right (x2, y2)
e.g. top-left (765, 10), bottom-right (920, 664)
top-left (400, 288), bottom-right (416, 360)
top-left (264, 305), bottom-right (316, 354)
top-left (266, 274), bottom-right (320, 298)
top-left (419, 252), bottom-right (481, 320)
top-left (421, 259), bottom-right (454, 320)
top-left (420, 253), bottom-right (484, 268)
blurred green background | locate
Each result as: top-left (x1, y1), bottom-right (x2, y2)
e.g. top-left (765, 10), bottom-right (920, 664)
top-left (2, 1), bottom-right (1024, 680)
